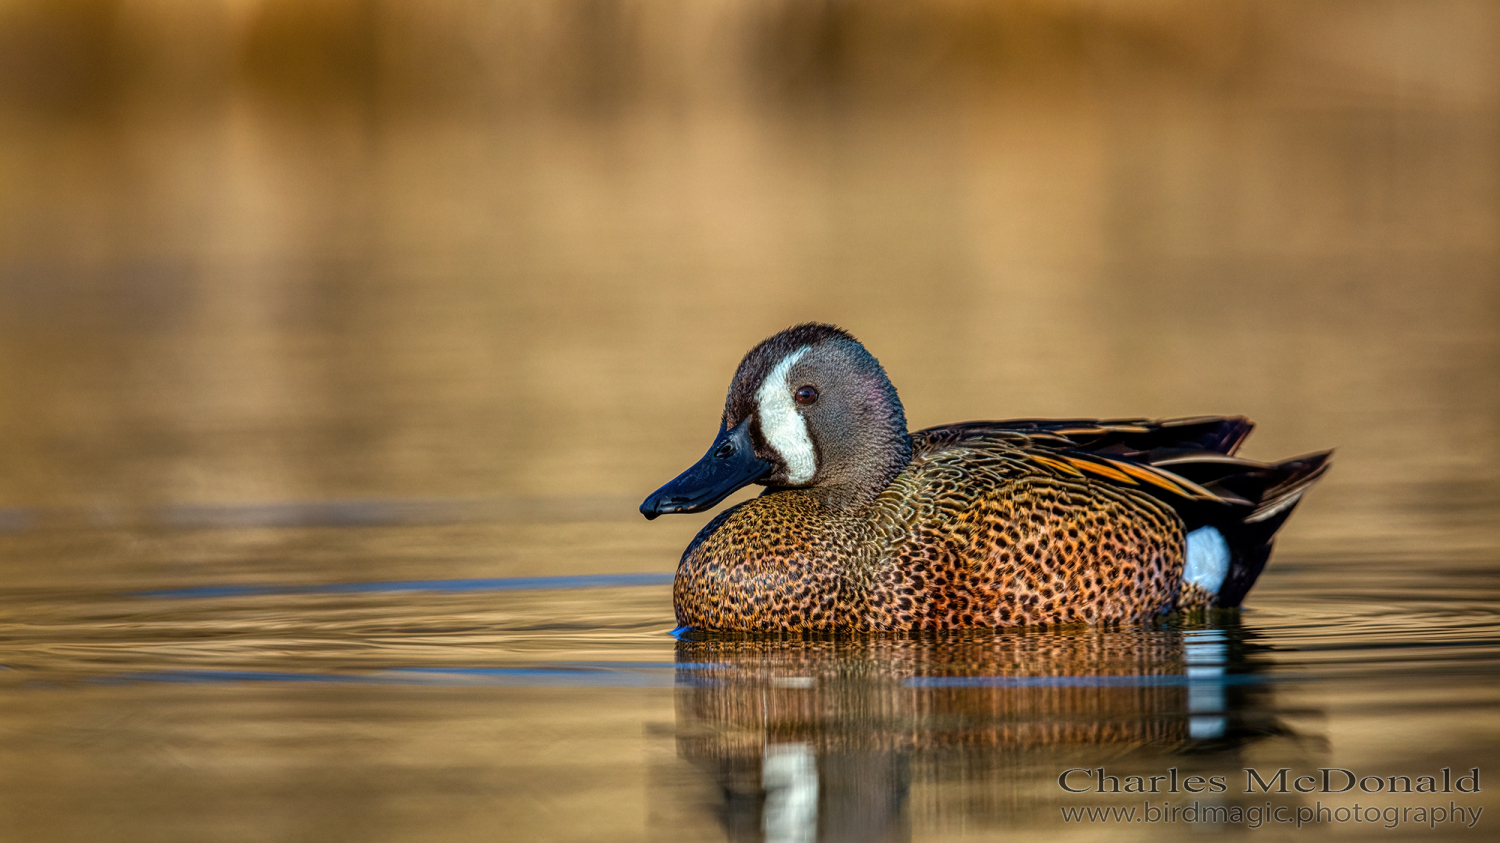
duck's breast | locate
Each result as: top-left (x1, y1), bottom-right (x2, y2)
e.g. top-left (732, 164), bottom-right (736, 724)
top-left (673, 494), bottom-right (861, 631)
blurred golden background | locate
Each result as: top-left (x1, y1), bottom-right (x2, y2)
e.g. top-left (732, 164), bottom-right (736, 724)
top-left (3, 1), bottom-right (1497, 569)
top-left (2, 1), bottom-right (1497, 541)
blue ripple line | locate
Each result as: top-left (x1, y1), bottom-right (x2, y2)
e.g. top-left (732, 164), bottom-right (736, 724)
top-left (133, 572), bottom-right (675, 600)
top-left (98, 665), bottom-right (689, 688)
top-left (381, 667), bottom-right (673, 687)
top-left (904, 673), bottom-right (1281, 689)
top-left (384, 661), bottom-right (723, 673)
top-left (98, 670), bottom-right (376, 685)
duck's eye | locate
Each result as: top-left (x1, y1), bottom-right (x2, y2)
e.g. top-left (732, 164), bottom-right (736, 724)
top-left (794, 385), bottom-right (819, 406)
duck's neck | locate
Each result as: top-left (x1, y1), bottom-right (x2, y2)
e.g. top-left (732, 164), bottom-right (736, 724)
top-left (807, 447), bottom-right (911, 512)
top-left (806, 385), bottom-right (913, 513)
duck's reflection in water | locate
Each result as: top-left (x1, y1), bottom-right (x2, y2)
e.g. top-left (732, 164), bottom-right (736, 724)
top-left (667, 622), bottom-right (1297, 842)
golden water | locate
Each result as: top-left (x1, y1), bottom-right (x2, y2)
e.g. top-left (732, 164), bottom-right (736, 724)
top-left (1, 2), bottom-right (1497, 840)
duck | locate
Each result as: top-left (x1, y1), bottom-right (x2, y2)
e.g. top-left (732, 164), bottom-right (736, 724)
top-left (640, 323), bottom-right (1330, 632)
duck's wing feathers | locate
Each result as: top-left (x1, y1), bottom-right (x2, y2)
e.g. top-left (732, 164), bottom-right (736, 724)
top-left (911, 415), bottom-right (1253, 459)
top-left (913, 415), bottom-right (1326, 523)
top-left (912, 416), bottom-right (1331, 607)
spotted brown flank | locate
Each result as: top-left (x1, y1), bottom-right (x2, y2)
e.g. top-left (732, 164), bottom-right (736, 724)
top-left (645, 324), bottom-right (1331, 632)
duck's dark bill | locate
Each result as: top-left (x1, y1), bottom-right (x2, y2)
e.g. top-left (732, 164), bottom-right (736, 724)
top-left (640, 418), bottom-right (771, 519)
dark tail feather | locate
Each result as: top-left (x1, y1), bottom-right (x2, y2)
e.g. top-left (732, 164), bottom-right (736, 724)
top-left (1212, 451), bottom-right (1333, 607)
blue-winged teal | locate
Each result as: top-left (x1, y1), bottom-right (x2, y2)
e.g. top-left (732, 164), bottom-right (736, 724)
top-left (641, 324), bottom-right (1330, 632)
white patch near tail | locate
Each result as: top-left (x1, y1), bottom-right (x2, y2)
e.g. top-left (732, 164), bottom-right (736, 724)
top-left (755, 346), bottom-right (816, 484)
top-left (1183, 526), bottom-right (1230, 596)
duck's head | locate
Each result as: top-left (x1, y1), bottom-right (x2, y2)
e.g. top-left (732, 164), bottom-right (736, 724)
top-left (641, 323), bottom-right (912, 519)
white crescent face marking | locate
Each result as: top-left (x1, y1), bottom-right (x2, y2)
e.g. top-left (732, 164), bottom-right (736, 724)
top-left (755, 346), bottom-right (816, 485)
